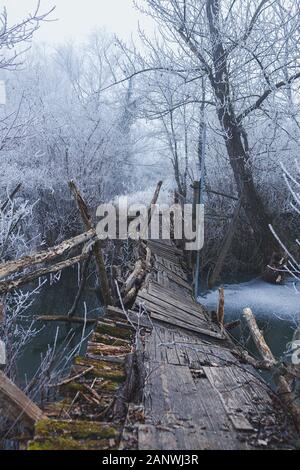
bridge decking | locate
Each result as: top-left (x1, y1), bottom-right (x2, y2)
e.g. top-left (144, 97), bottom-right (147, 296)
top-left (27, 239), bottom-right (296, 450)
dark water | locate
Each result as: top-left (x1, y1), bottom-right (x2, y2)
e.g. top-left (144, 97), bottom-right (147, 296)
top-left (17, 272), bottom-right (299, 389)
top-left (17, 267), bottom-right (101, 387)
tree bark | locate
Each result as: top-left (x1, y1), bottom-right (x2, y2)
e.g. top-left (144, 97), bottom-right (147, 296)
top-left (206, 0), bottom-right (277, 262)
top-left (243, 307), bottom-right (277, 366)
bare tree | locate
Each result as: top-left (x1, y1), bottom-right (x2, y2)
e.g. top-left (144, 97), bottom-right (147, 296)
top-left (0, 1), bottom-right (54, 71)
top-left (114, 0), bottom-right (300, 261)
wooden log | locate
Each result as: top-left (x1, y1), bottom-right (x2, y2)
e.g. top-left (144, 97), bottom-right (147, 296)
top-left (0, 229), bottom-right (94, 280)
top-left (87, 342), bottom-right (131, 356)
top-left (231, 349), bottom-right (274, 370)
top-left (0, 254), bottom-right (88, 295)
top-left (69, 181), bottom-right (113, 306)
top-left (35, 315), bottom-right (97, 324)
top-left (242, 308), bottom-right (276, 366)
top-left (49, 366), bottom-right (94, 388)
top-left (217, 287), bottom-right (225, 325)
top-left (0, 371), bottom-right (45, 427)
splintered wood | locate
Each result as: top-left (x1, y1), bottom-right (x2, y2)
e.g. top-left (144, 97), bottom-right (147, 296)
top-left (129, 239), bottom-right (298, 450)
top-left (0, 371), bottom-right (46, 428)
top-left (26, 238), bottom-right (298, 451)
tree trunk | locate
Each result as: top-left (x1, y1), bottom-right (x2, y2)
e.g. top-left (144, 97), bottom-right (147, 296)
top-left (206, 0), bottom-right (276, 262)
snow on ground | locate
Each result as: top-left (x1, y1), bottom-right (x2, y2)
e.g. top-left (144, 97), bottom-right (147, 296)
top-left (199, 277), bottom-right (300, 322)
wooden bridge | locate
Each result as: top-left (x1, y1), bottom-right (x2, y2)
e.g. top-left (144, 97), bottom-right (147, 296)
top-left (23, 237), bottom-right (297, 450)
top-left (0, 181), bottom-right (299, 450)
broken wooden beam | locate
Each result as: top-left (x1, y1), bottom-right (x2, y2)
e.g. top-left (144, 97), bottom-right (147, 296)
top-left (0, 229), bottom-right (94, 280)
top-left (0, 253), bottom-right (88, 295)
top-left (242, 308), bottom-right (276, 366)
top-left (69, 181), bottom-right (113, 306)
top-left (35, 315), bottom-right (98, 325)
top-left (0, 371), bottom-right (45, 428)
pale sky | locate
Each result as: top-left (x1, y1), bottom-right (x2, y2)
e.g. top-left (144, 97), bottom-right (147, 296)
top-left (1, 0), bottom-right (154, 44)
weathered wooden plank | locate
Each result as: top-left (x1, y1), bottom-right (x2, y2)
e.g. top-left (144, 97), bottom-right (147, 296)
top-left (0, 371), bottom-right (45, 426)
top-left (106, 305), bottom-right (152, 330)
top-left (137, 297), bottom-right (208, 332)
top-left (28, 419), bottom-right (121, 450)
top-left (141, 363), bottom-right (245, 450)
top-left (204, 366), bottom-right (254, 431)
top-left (156, 256), bottom-right (187, 280)
top-left (149, 308), bottom-right (224, 339)
top-left (155, 269), bottom-right (192, 292)
top-left (164, 329), bottom-right (182, 365)
top-left (138, 424), bottom-right (246, 450)
top-left (147, 282), bottom-right (207, 316)
top-left (137, 298), bottom-right (207, 331)
top-left (137, 290), bottom-right (209, 324)
top-left (136, 292), bottom-right (222, 339)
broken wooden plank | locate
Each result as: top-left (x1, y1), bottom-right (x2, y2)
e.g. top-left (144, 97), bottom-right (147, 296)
top-left (140, 363), bottom-right (245, 450)
top-left (147, 308), bottom-right (224, 339)
top-left (243, 308), bottom-right (276, 366)
top-left (204, 366), bottom-right (254, 431)
top-left (0, 371), bottom-right (46, 427)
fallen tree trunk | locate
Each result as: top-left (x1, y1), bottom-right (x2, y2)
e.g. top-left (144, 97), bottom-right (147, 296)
top-left (69, 181), bottom-right (113, 306)
top-left (0, 253), bottom-right (88, 295)
top-left (0, 229), bottom-right (94, 280)
top-left (243, 308), bottom-right (276, 366)
top-left (0, 371), bottom-right (45, 429)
